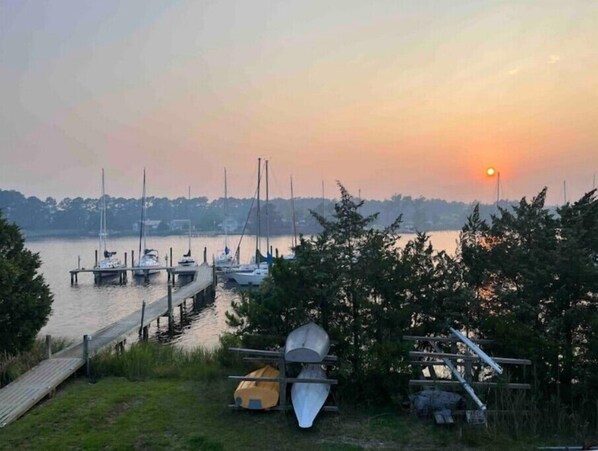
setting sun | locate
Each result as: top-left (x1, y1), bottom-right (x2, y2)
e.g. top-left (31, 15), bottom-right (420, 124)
top-left (486, 167), bottom-right (496, 177)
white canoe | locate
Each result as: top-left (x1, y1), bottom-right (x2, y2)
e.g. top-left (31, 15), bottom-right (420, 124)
top-left (291, 364), bottom-right (330, 428)
top-left (285, 322), bottom-right (330, 363)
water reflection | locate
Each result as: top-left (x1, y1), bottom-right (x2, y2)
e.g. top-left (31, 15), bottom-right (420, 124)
top-left (26, 231), bottom-right (459, 350)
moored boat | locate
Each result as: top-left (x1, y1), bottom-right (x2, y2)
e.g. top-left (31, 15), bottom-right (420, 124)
top-left (291, 364), bottom-right (330, 428)
top-left (234, 365), bottom-right (280, 410)
top-left (134, 169), bottom-right (162, 277)
top-left (230, 261), bottom-right (269, 286)
top-left (285, 322), bottom-right (330, 363)
top-left (93, 169), bottom-right (124, 279)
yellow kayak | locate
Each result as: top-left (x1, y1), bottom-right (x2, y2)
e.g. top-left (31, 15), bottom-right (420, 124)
top-left (234, 365), bottom-right (280, 410)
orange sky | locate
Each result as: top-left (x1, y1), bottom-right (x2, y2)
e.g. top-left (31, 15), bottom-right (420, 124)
top-left (1, 1), bottom-right (597, 204)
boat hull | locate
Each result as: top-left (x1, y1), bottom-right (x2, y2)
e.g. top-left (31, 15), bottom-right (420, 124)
top-left (234, 365), bottom-right (280, 410)
top-left (285, 322), bottom-right (330, 363)
top-left (291, 365), bottom-right (330, 428)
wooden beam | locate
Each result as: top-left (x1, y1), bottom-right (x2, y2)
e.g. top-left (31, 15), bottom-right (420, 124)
top-left (409, 351), bottom-right (531, 365)
top-left (409, 380), bottom-right (531, 389)
top-left (403, 335), bottom-right (493, 344)
top-left (229, 347), bottom-right (338, 362)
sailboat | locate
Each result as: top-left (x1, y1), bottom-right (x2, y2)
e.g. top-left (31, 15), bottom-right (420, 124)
top-left (177, 186), bottom-right (198, 268)
top-left (231, 158), bottom-right (271, 286)
top-left (214, 168), bottom-right (235, 271)
top-left (134, 169), bottom-right (161, 276)
top-left (93, 169), bottom-right (124, 278)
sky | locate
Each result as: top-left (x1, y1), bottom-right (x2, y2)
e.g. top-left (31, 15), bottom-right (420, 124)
top-left (1, 1), bottom-right (597, 205)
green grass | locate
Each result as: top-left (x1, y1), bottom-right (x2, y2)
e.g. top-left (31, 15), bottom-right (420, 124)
top-left (0, 343), bottom-right (563, 450)
top-left (1, 337), bottom-right (72, 387)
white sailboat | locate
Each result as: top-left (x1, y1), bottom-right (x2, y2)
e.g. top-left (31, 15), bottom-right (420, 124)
top-left (134, 169), bottom-right (161, 276)
top-left (177, 186), bottom-right (198, 268)
top-left (93, 169), bottom-right (124, 278)
top-left (215, 168), bottom-right (235, 271)
top-left (231, 158), bottom-right (270, 286)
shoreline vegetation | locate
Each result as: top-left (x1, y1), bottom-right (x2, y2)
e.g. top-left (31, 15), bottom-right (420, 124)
top-left (2, 187), bottom-right (515, 238)
top-left (0, 341), bottom-right (559, 450)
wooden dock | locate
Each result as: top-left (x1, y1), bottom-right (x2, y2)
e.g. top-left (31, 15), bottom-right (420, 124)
top-left (69, 247), bottom-right (210, 284)
top-left (0, 264), bottom-right (216, 428)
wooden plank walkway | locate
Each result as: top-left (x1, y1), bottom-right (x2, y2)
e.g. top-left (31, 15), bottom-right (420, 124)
top-left (0, 264), bottom-right (214, 428)
top-left (0, 358), bottom-right (84, 427)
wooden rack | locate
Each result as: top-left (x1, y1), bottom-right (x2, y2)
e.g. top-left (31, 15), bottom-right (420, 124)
top-left (227, 347), bottom-right (339, 413)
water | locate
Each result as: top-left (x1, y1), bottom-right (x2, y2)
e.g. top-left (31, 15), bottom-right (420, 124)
top-left (26, 231), bottom-right (460, 350)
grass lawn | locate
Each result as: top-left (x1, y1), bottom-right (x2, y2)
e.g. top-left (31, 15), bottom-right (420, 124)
top-left (0, 374), bottom-right (544, 450)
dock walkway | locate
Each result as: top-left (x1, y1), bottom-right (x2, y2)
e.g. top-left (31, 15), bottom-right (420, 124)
top-left (0, 264), bottom-right (215, 428)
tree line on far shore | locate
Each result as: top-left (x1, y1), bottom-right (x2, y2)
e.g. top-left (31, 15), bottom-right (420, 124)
top-left (226, 184), bottom-right (598, 431)
top-left (1, 188), bottom-right (506, 237)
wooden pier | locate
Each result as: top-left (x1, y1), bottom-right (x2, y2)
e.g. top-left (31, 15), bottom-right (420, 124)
top-left (0, 264), bottom-right (216, 428)
top-left (69, 247), bottom-right (210, 284)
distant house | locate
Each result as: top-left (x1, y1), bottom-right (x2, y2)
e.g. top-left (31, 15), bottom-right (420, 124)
top-left (132, 219), bottom-right (162, 231)
top-left (170, 219), bottom-right (191, 231)
top-left (219, 218), bottom-right (239, 233)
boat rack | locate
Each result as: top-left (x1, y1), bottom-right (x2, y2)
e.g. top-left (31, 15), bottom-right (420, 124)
top-left (227, 347), bottom-right (339, 413)
top-left (405, 328), bottom-right (532, 424)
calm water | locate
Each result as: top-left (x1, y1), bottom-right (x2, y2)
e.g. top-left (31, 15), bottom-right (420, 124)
top-left (26, 231), bottom-right (460, 349)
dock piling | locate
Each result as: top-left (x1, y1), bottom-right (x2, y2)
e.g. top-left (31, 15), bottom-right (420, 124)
top-left (167, 283), bottom-right (174, 335)
top-left (45, 335), bottom-right (52, 359)
top-left (139, 300), bottom-right (146, 338)
top-left (170, 247), bottom-right (173, 268)
top-left (94, 250), bottom-right (98, 266)
top-left (83, 335), bottom-right (91, 378)
top-left (203, 247), bottom-right (207, 263)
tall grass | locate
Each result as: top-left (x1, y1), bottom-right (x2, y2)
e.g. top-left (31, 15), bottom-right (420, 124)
top-left (91, 339), bottom-right (243, 383)
top-left (0, 337), bottom-right (72, 387)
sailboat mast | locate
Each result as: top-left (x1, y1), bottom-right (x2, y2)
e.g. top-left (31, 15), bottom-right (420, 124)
top-left (224, 168), bottom-right (228, 250)
top-left (188, 186), bottom-right (192, 254)
top-left (99, 168), bottom-right (106, 255)
top-left (290, 176), bottom-right (298, 248)
top-left (265, 159), bottom-right (270, 257)
top-left (138, 169), bottom-right (146, 263)
top-left (256, 158), bottom-right (261, 263)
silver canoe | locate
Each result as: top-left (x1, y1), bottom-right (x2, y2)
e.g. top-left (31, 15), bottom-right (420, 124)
top-left (285, 322), bottom-right (330, 363)
top-left (291, 364), bottom-right (330, 428)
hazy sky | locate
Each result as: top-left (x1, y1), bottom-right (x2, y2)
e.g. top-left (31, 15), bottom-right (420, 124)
top-left (1, 1), bottom-right (596, 204)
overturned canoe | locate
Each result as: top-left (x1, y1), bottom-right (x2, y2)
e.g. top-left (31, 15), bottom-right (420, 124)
top-left (291, 364), bottom-right (330, 428)
top-left (285, 322), bottom-right (330, 363)
top-left (234, 365), bottom-right (280, 410)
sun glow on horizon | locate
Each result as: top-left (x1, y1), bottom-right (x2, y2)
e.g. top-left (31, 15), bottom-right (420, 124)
top-left (486, 167), bottom-right (496, 177)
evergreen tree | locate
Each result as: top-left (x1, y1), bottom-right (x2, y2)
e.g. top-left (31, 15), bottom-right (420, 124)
top-left (0, 210), bottom-right (53, 354)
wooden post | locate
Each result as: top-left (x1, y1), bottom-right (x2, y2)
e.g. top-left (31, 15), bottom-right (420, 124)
top-left (70, 272), bottom-right (74, 285)
top-left (95, 250), bottom-right (98, 266)
top-left (124, 252), bottom-right (128, 267)
top-left (83, 335), bottom-right (91, 378)
top-left (78, 255), bottom-right (81, 269)
top-left (139, 300), bottom-right (146, 337)
top-left (179, 303), bottom-right (184, 323)
top-left (45, 335), bottom-right (52, 359)
top-left (275, 248), bottom-right (279, 258)
top-left (170, 247), bottom-right (173, 268)
top-left (279, 356), bottom-right (287, 412)
top-left (167, 282), bottom-right (174, 335)
top-left (203, 247), bottom-right (207, 263)
top-left (142, 326), bottom-right (149, 341)
top-left (144, 269), bottom-right (149, 283)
